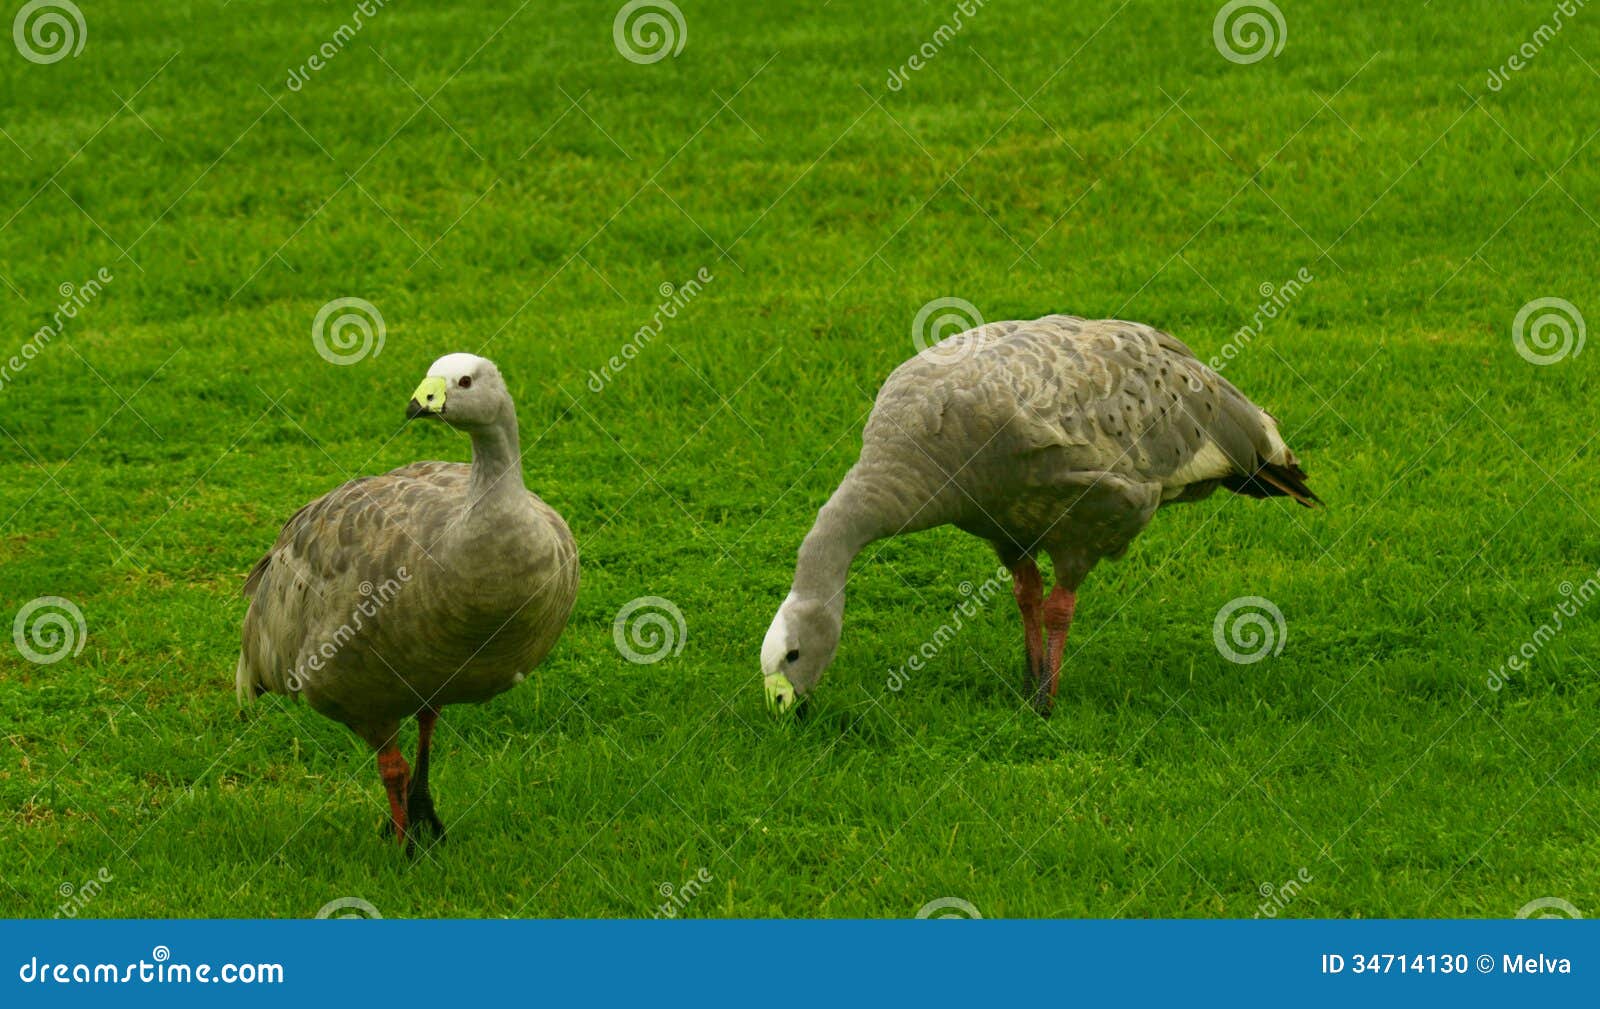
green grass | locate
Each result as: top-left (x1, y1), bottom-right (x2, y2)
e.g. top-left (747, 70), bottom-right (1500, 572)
top-left (2, 0), bottom-right (1598, 918)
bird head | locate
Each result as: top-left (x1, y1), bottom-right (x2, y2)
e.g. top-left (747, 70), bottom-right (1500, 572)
top-left (407, 353), bottom-right (510, 430)
top-left (760, 593), bottom-right (842, 715)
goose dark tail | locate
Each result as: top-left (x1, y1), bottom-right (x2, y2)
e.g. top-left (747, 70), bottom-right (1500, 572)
top-left (1222, 460), bottom-right (1323, 508)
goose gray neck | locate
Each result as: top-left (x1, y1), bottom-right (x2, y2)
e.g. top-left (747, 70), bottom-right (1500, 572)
top-left (792, 466), bottom-right (899, 607)
top-left (467, 403), bottom-right (526, 509)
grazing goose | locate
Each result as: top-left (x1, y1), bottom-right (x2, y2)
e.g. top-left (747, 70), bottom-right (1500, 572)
top-left (236, 353), bottom-right (579, 852)
top-left (761, 315), bottom-right (1319, 716)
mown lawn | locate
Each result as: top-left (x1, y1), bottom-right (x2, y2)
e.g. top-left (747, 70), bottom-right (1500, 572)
top-left (1, 0), bottom-right (1597, 918)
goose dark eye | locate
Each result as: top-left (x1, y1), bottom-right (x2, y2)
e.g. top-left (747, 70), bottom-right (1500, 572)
top-left (459, 376), bottom-right (472, 389)
top-left (785, 649), bottom-right (799, 663)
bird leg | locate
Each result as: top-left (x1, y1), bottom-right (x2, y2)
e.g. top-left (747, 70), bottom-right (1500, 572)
top-left (406, 707), bottom-right (446, 844)
top-left (1010, 558), bottom-right (1045, 700)
top-left (375, 742), bottom-right (411, 853)
top-left (1035, 586), bottom-right (1077, 716)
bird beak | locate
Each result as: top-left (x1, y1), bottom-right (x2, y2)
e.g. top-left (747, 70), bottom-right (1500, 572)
top-left (407, 376), bottom-right (447, 418)
top-left (764, 672), bottom-right (797, 715)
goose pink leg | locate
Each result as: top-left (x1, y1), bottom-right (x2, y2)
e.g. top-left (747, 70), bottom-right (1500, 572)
top-left (376, 743), bottom-right (411, 851)
top-left (1010, 559), bottom-right (1046, 699)
top-left (1037, 587), bottom-right (1077, 716)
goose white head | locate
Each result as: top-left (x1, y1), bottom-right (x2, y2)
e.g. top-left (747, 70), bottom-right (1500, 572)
top-left (407, 353), bottom-right (510, 430)
top-left (760, 592), bottom-right (842, 715)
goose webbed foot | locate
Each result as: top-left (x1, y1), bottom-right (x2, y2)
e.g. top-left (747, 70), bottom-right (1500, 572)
top-left (379, 810), bottom-right (441, 839)
top-left (405, 781), bottom-right (446, 845)
top-left (1029, 677), bottom-right (1056, 717)
top-left (1023, 653), bottom-right (1053, 716)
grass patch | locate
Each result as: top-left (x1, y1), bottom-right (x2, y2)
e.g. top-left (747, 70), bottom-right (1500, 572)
top-left (2, 0), bottom-right (1597, 917)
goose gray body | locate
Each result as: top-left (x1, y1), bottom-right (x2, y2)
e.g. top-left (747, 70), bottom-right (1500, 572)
top-left (236, 461), bottom-right (578, 730)
top-left (236, 353), bottom-right (579, 850)
top-left (853, 314), bottom-right (1309, 570)
top-left (761, 315), bottom-right (1318, 714)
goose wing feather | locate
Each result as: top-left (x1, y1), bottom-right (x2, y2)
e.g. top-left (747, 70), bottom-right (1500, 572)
top-left (880, 315), bottom-right (1302, 497)
top-left (236, 462), bottom-right (467, 705)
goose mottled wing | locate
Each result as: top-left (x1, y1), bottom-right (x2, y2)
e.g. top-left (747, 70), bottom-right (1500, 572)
top-left (244, 462), bottom-right (463, 593)
top-left (981, 317), bottom-right (1282, 488)
top-left (236, 462), bottom-right (467, 700)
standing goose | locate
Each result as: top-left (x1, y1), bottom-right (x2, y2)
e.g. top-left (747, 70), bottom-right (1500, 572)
top-left (237, 353), bottom-right (579, 851)
top-left (761, 315), bottom-right (1319, 716)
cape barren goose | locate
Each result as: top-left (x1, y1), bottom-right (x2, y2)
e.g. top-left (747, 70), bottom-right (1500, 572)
top-left (761, 315), bottom-right (1319, 716)
top-left (236, 353), bottom-right (579, 852)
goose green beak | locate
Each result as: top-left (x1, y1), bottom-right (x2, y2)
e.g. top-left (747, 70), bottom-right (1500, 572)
top-left (764, 672), bottom-right (796, 715)
top-left (407, 376), bottom-right (448, 418)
